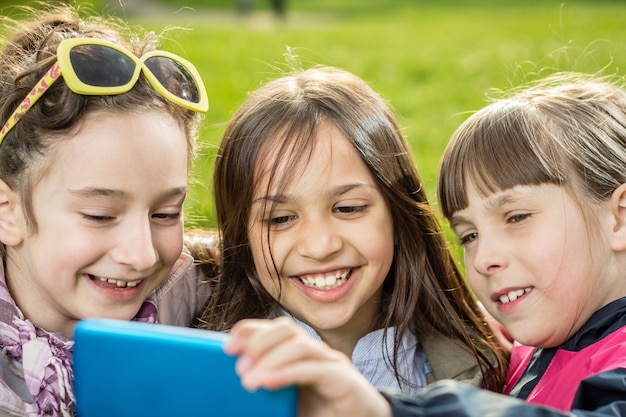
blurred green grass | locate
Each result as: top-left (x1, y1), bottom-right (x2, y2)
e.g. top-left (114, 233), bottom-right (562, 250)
top-left (146, 1), bottom-right (626, 248)
top-left (3, 0), bottom-right (626, 259)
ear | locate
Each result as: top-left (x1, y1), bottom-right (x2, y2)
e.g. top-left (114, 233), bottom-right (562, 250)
top-left (0, 180), bottom-right (25, 247)
top-left (609, 183), bottom-right (626, 251)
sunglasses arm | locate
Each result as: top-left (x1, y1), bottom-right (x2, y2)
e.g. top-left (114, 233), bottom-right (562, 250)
top-left (0, 63), bottom-right (62, 144)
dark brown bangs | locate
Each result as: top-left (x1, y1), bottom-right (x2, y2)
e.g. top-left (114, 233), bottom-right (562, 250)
top-left (255, 116), bottom-right (320, 203)
top-left (438, 102), bottom-right (564, 220)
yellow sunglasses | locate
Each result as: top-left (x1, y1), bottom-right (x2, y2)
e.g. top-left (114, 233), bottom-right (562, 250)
top-left (0, 37), bottom-right (208, 143)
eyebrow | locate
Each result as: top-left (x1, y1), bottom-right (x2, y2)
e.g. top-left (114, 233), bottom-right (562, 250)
top-left (449, 192), bottom-right (518, 228)
top-left (68, 186), bottom-right (188, 200)
top-left (483, 193), bottom-right (517, 210)
top-left (252, 182), bottom-right (377, 205)
top-left (449, 213), bottom-right (469, 229)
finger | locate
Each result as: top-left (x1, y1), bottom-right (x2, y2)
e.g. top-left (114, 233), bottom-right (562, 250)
top-left (231, 317), bottom-right (307, 357)
top-left (226, 317), bottom-right (315, 380)
top-left (239, 331), bottom-right (341, 390)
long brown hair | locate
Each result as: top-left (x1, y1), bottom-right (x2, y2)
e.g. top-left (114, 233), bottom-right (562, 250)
top-left (199, 66), bottom-right (508, 391)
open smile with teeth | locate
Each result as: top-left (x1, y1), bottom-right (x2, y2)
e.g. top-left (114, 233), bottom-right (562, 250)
top-left (91, 275), bottom-right (143, 289)
top-left (498, 287), bottom-right (532, 304)
top-left (298, 269), bottom-right (352, 290)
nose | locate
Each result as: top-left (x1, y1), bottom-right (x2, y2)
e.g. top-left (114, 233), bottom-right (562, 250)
top-left (110, 217), bottom-right (158, 271)
top-left (296, 216), bottom-right (342, 260)
top-left (471, 235), bottom-right (508, 277)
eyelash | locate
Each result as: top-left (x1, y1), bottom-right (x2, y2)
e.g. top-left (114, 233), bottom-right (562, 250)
top-left (153, 212), bottom-right (181, 220)
top-left (457, 212), bottom-right (532, 245)
top-left (82, 212), bottom-right (181, 223)
top-left (334, 205), bottom-right (368, 215)
top-left (459, 232), bottom-right (477, 246)
top-left (82, 214), bottom-right (113, 223)
top-left (270, 215), bottom-right (295, 226)
top-left (266, 205), bottom-right (368, 227)
top-left (507, 213), bottom-right (530, 223)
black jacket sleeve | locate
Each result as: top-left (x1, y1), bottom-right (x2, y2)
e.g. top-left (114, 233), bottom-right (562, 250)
top-left (380, 369), bottom-right (626, 417)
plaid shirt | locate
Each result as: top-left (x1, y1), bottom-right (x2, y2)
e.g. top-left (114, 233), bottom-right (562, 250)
top-left (290, 314), bottom-right (429, 394)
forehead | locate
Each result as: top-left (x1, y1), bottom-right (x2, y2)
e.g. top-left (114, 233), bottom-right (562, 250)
top-left (253, 122), bottom-right (364, 193)
top-left (40, 111), bottom-right (188, 192)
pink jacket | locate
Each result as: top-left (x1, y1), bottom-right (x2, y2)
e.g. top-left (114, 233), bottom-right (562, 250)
top-left (504, 297), bottom-right (626, 411)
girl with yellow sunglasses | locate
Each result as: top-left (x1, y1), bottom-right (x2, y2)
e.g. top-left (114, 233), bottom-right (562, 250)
top-left (0, 4), bottom-right (211, 416)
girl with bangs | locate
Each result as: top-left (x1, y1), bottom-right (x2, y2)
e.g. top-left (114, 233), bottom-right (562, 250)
top-left (197, 65), bottom-right (508, 394)
top-left (224, 71), bottom-right (626, 417)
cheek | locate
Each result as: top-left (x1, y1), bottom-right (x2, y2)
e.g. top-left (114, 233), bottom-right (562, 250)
top-left (247, 227), bottom-right (266, 268)
top-left (366, 212), bottom-right (395, 268)
top-left (155, 227), bottom-right (184, 265)
top-left (253, 257), bottom-right (281, 300)
top-left (248, 228), bottom-right (282, 295)
top-left (372, 232), bottom-right (395, 274)
top-left (465, 269), bottom-right (486, 296)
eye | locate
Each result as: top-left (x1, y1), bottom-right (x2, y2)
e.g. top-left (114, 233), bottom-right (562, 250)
top-left (334, 204), bottom-right (368, 216)
top-left (82, 213), bottom-right (114, 223)
top-left (268, 214), bottom-right (297, 227)
top-left (152, 212), bottom-right (181, 219)
top-left (152, 211), bottom-right (181, 224)
top-left (459, 231), bottom-right (478, 246)
top-left (507, 213), bottom-right (530, 224)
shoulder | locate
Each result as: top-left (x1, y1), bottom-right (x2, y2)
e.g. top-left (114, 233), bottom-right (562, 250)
top-left (155, 252), bottom-right (212, 327)
top-left (420, 331), bottom-right (482, 387)
top-left (573, 368), bottom-right (626, 411)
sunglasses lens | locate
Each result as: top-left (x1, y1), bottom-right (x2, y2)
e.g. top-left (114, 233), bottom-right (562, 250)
top-left (145, 56), bottom-right (201, 104)
top-left (69, 44), bottom-right (135, 87)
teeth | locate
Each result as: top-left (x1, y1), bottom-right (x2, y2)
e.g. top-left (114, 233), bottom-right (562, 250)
top-left (300, 270), bottom-right (350, 290)
top-left (499, 288), bottom-right (531, 304)
top-left (98, 277), bottom-right (142, 288)
top-left (315, 276), bottom-right (327, 287)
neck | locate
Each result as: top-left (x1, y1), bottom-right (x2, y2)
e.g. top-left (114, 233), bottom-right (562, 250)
top-left (4, 267), bottom-right (72, 338)
top-left (316, 314), bottom-right (385, 357)
top-left (317, 328), bottom-right (362, 357)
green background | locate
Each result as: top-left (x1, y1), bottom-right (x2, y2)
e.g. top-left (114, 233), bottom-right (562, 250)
top-left (3, 0), bottom-right (626, 259)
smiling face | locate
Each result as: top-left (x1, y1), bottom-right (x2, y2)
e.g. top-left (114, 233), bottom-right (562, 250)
top-left (2, 110), bottom-right (189, 336)
top-left (247, 122), bottom-right (395, 355)
top-left (451, 182), bottom-right (626, 347)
